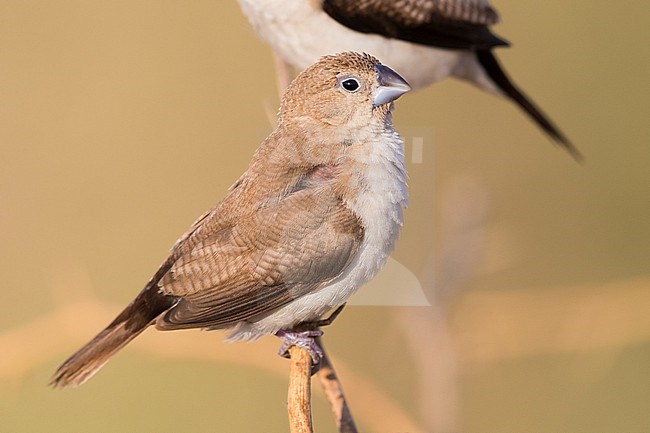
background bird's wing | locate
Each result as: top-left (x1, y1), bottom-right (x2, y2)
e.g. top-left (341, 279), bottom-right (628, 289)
top-left (155, 185), bottom-right (364, 330)
top-left (322, 0), bottom-right (508, 49)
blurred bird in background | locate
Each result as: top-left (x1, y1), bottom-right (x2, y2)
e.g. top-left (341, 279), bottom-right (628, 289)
top-left (238, 0), bottom-right (581, 159)
top-left (52, 52), bottom-right (411, 388)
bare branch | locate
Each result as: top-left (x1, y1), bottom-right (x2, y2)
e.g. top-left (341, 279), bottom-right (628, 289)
top-left (287, 346), bottom-right (314, 433)
top-left (315, 337), bottom-right (358, 433)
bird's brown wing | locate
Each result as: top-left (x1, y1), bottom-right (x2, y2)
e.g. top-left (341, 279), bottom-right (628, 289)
top-left (322, 0), bottom-right (508, 49)
top-left (155, 184), bottom-right (364, 330)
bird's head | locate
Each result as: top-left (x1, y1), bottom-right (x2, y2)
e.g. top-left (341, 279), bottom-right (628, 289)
top-left (279, 52), bottom-right (411, 132)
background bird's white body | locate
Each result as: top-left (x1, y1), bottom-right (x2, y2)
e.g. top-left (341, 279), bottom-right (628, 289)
top-left (228, 127), bottom-right (408, 340)
top-left (238, 0), bottom-right (499, 92)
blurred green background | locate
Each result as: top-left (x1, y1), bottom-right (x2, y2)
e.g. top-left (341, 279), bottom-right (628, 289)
top-left (1, 1), bottom-right (649, 432)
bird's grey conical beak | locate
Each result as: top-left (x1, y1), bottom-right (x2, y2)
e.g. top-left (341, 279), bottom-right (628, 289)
top-left (372, 64), bottom-right (411, 107)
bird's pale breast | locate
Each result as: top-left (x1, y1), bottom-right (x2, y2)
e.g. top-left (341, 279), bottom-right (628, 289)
top-left (226, 128), bottom-right (407, 341)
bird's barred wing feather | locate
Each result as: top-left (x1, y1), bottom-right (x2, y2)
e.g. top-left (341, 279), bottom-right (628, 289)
top-left (155, 184), bottom-right (364, 330)
top-left (322, 0), bottom-right (508, 49)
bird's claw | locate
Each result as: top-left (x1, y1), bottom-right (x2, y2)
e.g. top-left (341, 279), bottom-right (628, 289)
top-left (276, 329), bottom-right (324, 365)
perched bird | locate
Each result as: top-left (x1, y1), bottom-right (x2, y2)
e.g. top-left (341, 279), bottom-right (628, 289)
top-left (52, 52), bottom-right (411, 388)
top-left (238, 0), bottom-right (581, 159)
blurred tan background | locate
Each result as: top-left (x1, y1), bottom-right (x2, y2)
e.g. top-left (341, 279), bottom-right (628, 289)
top-left (1, 1), bottom-right (649, 432)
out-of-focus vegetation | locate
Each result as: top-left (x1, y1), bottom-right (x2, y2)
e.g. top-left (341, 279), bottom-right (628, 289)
top-left (1, 1), bottom-right (648, 432)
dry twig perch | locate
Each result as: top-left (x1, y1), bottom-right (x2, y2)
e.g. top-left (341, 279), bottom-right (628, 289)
top-left (286, 334), bottom-right (358, 433)
top-left (287, 345), bottom-right (314, 433)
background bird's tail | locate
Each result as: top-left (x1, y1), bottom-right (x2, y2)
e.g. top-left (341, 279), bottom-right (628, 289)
top-left (476, 50), bottom-right (583, 161)
top-left (51, 281), bottom-right (176, 388)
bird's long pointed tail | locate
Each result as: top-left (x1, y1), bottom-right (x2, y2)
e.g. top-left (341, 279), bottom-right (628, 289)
top-left (51, 282), bottom-right (176, 388)
top-left (476, 50), bottom-right (582, 161)
top-left (51, 318), bottom-right (147, 388)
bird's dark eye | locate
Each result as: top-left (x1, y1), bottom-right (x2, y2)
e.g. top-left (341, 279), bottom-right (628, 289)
top-left (339, 78), bottom-right (361, 93)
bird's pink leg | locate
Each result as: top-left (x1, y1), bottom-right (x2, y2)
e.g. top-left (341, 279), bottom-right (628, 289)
top-left (276, 329), bottom-right (324, 365)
